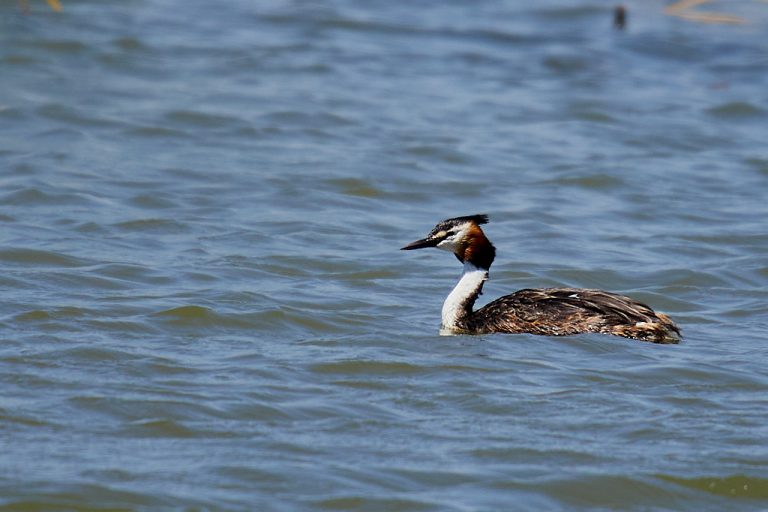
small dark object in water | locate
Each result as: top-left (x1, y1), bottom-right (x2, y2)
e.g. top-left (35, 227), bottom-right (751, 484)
top-left (614, 5), bottom-right (627, 29)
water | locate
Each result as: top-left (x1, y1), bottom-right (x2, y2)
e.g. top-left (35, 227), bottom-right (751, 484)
top-left (2, 0), bottom-right (768, 509)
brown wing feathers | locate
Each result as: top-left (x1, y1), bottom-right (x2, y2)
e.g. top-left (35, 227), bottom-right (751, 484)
top-left (467, 288), bottom-right (680, 343)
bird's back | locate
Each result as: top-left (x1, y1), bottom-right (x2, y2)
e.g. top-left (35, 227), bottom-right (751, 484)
top-left (464, 287), bottom-right (680, 343)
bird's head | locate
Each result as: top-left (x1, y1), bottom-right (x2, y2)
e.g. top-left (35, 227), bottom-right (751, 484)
top-left (401, 214), bottom-right (496, 270)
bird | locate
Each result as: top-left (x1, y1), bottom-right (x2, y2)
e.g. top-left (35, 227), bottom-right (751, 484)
top-left (401, 214), bottom-right (680, 343)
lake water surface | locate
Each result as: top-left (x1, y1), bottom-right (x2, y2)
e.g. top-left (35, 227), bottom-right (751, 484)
top-left (2, 1), bottom-right (768, 510)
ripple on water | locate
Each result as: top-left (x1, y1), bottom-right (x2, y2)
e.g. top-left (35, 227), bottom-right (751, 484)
top-left (490, 472), bottom-right (765, 511)
top-left (706, 101), bottom-right (765, 120)
top-left (0, 407), bottom-right (52, 428)
top-left (148, 304), bottom-right (336, 335)
top-left (2, 187), bottom-right (96, 207)
top-left (127, 193), bottom-right (179, 210)
top-left (0, 248), bottom-right (93, 268)
top-left (37, 103), bottom-right (126, 129)
top-left (70, 393), bottom-right (226, 425)
top-left (260, 110), bottom-right (355, 128)
top-left (543, 172), bottom-right (625, 189)
top-left (92, 262), bottom-right (175, 285)
top-left (542, 53), bottom-right (590, 74)
top-left (121, 417), bottom-right (217, 439)
top-left (123, 124), bottom-right (189, 138)
top-left (112, 218), bottom-right (190, 233)
top-left (326, 177), bottom-right (384, 198)
top-left (309, 360), bottom-right (430, 377)
top-left (311, 496), bottom-right (439, 512)
top-left (29, 39), bottom-right (88, 54)
top-left (1, 483), bottom-right (200, 510)
top-left (14, 307), bottom-right (88, 323)
top-left (165, 109), bottom-right (247, 129)
top-left (152, 305), bottom-right (223, 322)
top-left (401, 143), bottom-right (473, 165)
top-left (112, 36), bottom-right (148, 52)
top-left (658, 474), bottom-right (768, 500)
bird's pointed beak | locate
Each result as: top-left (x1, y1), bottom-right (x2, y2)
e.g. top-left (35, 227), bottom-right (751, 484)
top-left (401, 237), bottom-right (439, 250)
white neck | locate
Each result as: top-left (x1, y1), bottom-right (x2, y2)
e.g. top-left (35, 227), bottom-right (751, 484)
top-left (441, 262), bottom-right (488, 333)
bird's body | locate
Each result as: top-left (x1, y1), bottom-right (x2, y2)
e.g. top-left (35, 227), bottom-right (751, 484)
top-left (402, 215), bottom-right (680, 344)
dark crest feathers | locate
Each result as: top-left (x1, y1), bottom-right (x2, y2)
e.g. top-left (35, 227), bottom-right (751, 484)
top-left (442, 214), bottom-right (489, 226)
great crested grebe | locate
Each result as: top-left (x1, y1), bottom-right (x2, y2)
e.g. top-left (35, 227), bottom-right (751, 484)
top-left (401, 214), bottom-right (680, 343)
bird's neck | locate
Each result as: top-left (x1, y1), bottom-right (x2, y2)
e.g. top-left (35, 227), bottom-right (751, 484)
top-left (458, 226), bottom-right (496, 270)
top-left (441, 261), bottom-right (488, 333)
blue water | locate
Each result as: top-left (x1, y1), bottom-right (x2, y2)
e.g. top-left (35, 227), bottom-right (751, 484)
top-left (2, 1), bottom-right (768, 510)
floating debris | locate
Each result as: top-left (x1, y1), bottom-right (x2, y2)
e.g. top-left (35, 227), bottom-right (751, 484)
top-left (614, 5), bottom-right (627, 30)
top-left (664, 0), bottom-right (745, 24)
top-left (18, 0), bottom-right (62, 12)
